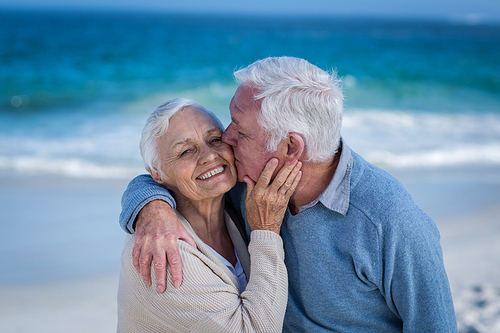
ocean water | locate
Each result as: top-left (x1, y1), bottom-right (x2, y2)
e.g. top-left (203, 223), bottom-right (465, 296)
top-left (1, 9), bottom-right (500, 181)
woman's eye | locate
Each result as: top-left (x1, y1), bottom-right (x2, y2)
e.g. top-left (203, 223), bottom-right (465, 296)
top-left (180, 149), bottom-right (192, 156)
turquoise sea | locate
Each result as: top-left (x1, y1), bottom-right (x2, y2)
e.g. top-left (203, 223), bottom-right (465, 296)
top-left (1, 9), bottom-right (500, 179)
top-left (1, 8), bottom-right (500, 284)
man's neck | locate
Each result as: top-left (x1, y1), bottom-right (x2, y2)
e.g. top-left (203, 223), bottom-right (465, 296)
top-left (289, 153), bottom-right (339, 215)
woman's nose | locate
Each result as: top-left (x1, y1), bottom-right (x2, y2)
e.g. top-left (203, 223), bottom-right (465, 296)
top-left (199, 144), bottom-right (218, 164)
top-left (222, 123), bottom-right (237, 146)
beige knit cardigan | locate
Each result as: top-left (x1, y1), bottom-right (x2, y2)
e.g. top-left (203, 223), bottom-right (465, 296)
top-left (117, 210), bottom-right (288, 332)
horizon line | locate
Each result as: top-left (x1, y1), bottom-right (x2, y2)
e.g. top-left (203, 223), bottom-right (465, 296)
top-left (1, 4), bottom-right (499, 24)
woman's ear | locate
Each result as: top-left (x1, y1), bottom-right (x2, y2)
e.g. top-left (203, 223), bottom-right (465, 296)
top-left (148, 168), bottom-right (163, 184)
top-left (285, 133), bottom-right (305, 163)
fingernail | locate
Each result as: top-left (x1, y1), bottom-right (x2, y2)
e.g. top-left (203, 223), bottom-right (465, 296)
top-left (157, 286), bottom-right (163, 293)
top-left (270, 158), bottom-right (278, 165)
top-left (173, 280), bottom-right (181, 288)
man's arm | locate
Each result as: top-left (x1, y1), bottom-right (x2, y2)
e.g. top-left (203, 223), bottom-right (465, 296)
top-left (383, 214), bottom-right (457, 331)
top-left (120, 174), bottom-right (196, 292)
top-left (119, 174), bottom-right (175, 233)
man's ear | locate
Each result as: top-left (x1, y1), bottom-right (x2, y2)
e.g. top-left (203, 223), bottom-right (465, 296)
top-left (285, 133), bottom-right (305, 163)
top-left (148, 168), bottom-right (163, 184)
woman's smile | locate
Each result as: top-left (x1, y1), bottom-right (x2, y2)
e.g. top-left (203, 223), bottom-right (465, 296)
top-left (197, 165), bottom-right (225, 180)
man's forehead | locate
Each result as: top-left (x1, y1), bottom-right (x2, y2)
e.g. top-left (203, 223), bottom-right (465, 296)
top-left (232, 84), bottom-right (262, 108)
top-left (229, 99), bottom-right (247, 124)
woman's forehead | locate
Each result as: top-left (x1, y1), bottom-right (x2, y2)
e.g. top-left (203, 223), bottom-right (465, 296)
top-left (177, 106), bottom-right (221, 128)
top-left (163, 108), bottom-right (221, 145)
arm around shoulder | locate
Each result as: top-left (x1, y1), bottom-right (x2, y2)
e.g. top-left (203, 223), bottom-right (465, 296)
top-left (119, 174), bottom-right (176, 233)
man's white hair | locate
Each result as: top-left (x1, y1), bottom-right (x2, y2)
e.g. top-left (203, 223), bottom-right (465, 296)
top-left (234, 56), bottom-right (343, 162)
top-left (140, 98), bottom-right (222, 177)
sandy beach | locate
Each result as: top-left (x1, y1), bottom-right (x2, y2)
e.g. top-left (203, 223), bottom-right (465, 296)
top-left (439, 203), bottom-right (500, 332)
top-left (0, 173), bottom-right (499, 332)
top-left (0, 175), bottom-right (126, 332)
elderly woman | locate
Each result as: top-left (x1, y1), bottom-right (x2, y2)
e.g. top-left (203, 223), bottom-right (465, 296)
top-left (117, 98), bottom-right (301, 332)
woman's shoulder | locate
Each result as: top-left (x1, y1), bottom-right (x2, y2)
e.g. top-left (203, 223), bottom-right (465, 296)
top-left (121, 234), bottom-right (236, 292)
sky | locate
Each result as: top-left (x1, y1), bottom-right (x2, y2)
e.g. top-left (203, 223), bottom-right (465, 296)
top-left (0, 0), bottom-right (499, 21)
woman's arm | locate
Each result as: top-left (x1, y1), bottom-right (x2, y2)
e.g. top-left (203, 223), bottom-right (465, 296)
top-left (119, 232), bottom-right (288, 332)
top-left (243, 159), bottom-right (302, 234)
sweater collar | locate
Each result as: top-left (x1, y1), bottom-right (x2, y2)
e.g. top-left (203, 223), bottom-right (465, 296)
top-left (298, 139), bottom-right (352, 216)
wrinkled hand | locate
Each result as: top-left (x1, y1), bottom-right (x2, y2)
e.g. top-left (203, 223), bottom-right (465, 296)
top-left (244, 159), bottom-right (302, 234)
top-left (132, 199), bottom-right (196, 292)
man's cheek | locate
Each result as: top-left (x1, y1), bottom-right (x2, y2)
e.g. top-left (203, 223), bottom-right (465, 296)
top-left (234, 160), bottom-right (246, 181)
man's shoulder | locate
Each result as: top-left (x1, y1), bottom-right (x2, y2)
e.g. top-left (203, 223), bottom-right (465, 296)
top-left (350, 151), bottom-right (409, 200)
top-left (348, 151), bottom-right (432, 228)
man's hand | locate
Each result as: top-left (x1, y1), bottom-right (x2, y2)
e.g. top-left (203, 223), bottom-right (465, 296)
top-left (244, 159), bottom-right (302, 234)
top-left (132, 199), bottom-right (196, 292)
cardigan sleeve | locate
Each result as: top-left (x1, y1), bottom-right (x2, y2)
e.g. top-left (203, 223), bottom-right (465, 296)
top-left (118, 230), bottom-right (288, 333)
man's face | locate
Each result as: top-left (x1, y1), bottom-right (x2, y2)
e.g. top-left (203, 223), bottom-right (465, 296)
top-left (222, 84), bottom-right (284, 183)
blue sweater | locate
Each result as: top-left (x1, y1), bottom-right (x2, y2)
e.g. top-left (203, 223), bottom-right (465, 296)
top-left (119, 145), bottom-right (457, 332)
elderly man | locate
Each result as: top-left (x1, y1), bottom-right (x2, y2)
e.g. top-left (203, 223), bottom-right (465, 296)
top-left (120, 57), bottom-right (457, 332)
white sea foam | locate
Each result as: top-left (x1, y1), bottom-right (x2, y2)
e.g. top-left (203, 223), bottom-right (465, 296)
top-left (0, 156), bottom-right (144, 179)
top-left (342, 109), bottom-right (500, 170)
top-left (364, 144), bottom-right (500, 168)
top-left (2, 104), bottom-right (500, 179)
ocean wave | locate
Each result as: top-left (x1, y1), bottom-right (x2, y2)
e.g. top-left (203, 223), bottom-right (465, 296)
top-left (343, 109), bottom-right (500, 167)
top-left (2, 106), bottom-right (500, 179)
top-left (364, 144), bottom-right (500, 168)
top-left (2, 145), bottom-right (500, 180)
top-left (0, 156), bottom-right (144, 179)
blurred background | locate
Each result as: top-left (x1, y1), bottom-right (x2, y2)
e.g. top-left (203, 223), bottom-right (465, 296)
top-left (0, 0), bottom-right (499, 332)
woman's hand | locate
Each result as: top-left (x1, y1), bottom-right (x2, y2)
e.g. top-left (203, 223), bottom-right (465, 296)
top-left (244, 159), bottom-right (302, 234)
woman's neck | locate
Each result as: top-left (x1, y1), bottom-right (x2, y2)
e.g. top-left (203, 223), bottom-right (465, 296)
top-left (175, 194), bottom-right (236, 265)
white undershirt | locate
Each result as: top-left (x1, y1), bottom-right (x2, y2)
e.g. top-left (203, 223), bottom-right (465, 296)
top-left (207, 246), bottom-right (248, 291)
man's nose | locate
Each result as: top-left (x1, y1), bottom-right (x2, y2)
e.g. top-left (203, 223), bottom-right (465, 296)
top-left (222, 123), bottom-right (237, 146)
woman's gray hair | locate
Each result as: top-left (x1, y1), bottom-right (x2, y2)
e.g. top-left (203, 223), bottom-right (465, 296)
top-left (140, 98), bottom-right (223, 177)
top-left (234, 56), bottom-right (343, 162)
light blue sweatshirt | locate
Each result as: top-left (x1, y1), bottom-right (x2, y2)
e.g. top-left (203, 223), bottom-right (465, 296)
top-left (119, 142), bottom-right (457, 332)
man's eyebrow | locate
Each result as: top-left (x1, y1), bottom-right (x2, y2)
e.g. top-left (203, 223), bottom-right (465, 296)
top-left (231, 118), bottom-right (251, 135)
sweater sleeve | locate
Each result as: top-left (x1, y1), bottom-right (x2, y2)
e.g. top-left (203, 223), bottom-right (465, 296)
top-left (119, 174), bottom-right (176, 233)
top-left (117, 230), bottom-right (288, 333)
top-left (381, 212), bottom-right (457, 332)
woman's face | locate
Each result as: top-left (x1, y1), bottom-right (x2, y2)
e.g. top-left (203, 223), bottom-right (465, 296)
top-left (156, 106), bottom-right (237, 202)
